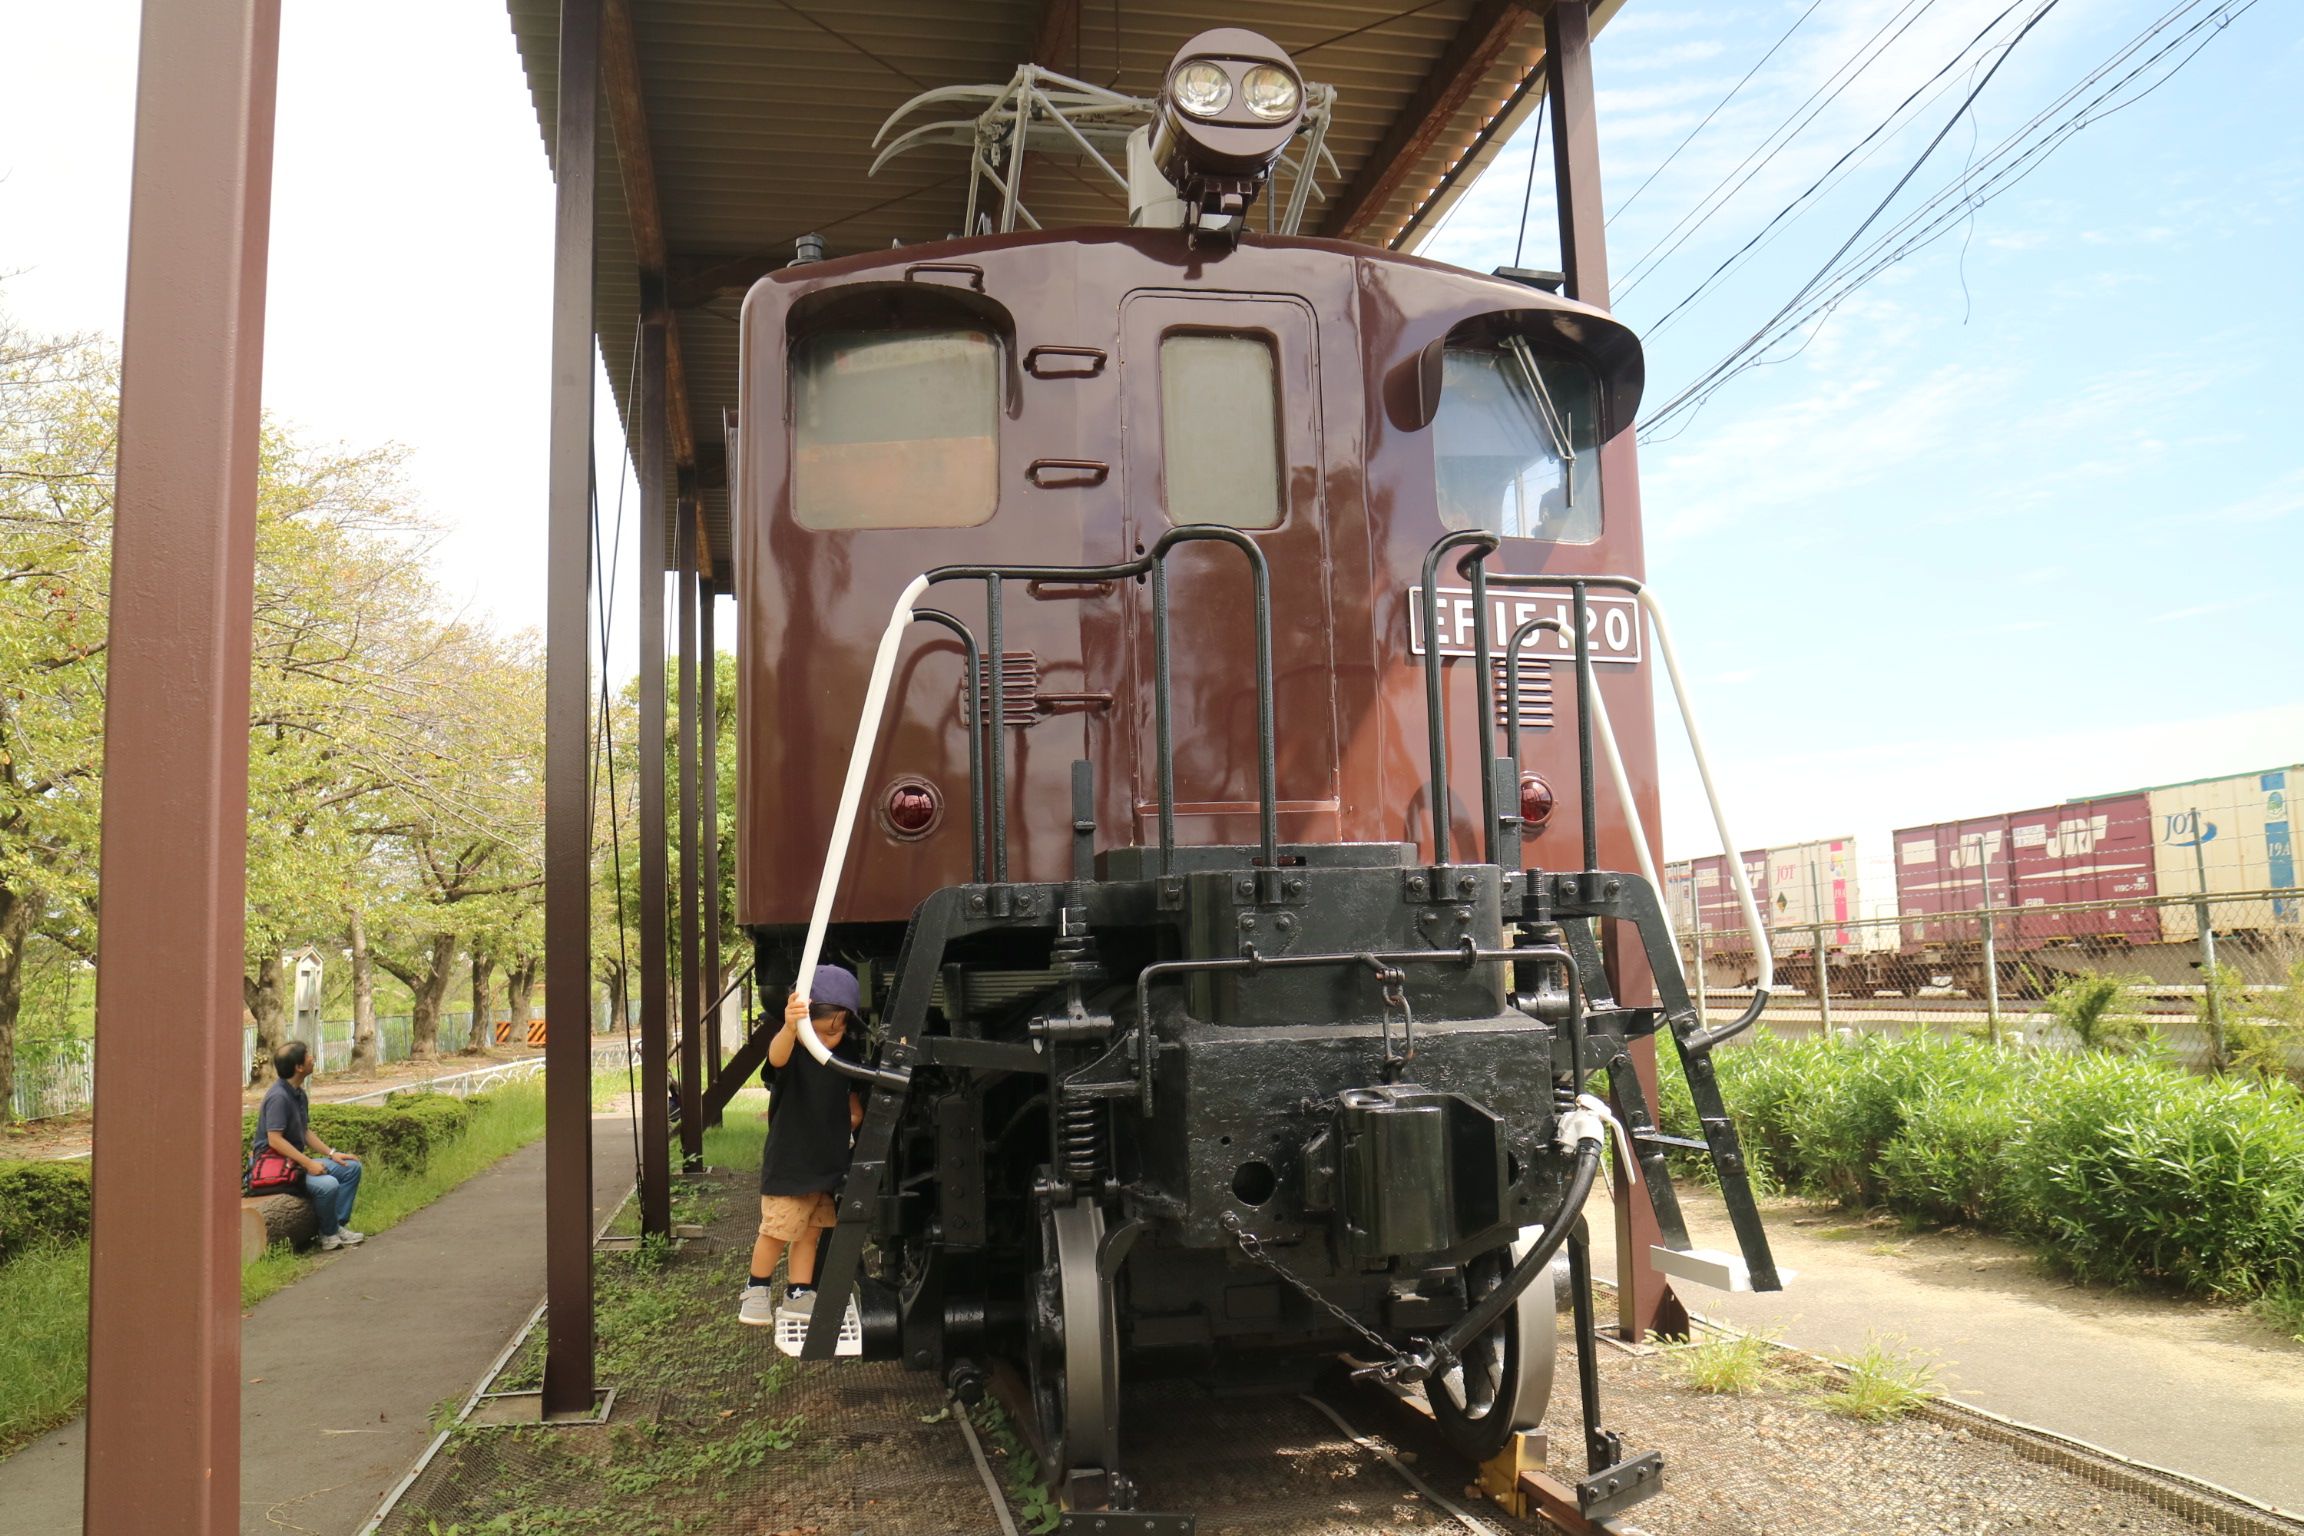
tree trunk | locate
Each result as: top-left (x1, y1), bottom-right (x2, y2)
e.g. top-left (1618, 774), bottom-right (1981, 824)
top-left (244, 953), bottom-right (289, 1086)
top-left (0, 888), bottom-right (31, 1126)
top-left (507, 957), bottom-right (537, 1040)
top-left (407, 932), bottom-right (456, 1061)
top-left (465, 948), bottom-right (495, 1054)
top-left (348, 908), bottom-right (378, 1076)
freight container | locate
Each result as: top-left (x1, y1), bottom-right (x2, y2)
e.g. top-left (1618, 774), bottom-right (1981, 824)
top-left (2143, 765), bottom-right (2303, 942)
top-left (1763, 838), bottom-right (1870, 947)
top-left (1893, 793), bottom-right (2159, 956)
top-left (1668, 849), bottom-right (1770, 984)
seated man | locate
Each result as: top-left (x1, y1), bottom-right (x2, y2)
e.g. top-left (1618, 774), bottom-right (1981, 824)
top-left (250, 1041), bottom-right (367, 1252)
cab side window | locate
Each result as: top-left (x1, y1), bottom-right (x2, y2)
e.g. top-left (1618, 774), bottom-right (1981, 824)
top-left (792, 327), bottom-right (998, 529)
top-left (1160, 331), bottom-right (1282, 530)
top-left (1434, 343), bottom-right (1602, 543)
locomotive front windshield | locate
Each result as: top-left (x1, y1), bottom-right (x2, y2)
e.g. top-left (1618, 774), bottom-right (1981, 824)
top-left (1434, 342), bottom-right (1602, 543)
top-left (791, 327), bottom-right (999, 529)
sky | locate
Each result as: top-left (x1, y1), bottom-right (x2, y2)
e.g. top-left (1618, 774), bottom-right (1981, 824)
top-left (1, 0), bottom-right (2296, 908)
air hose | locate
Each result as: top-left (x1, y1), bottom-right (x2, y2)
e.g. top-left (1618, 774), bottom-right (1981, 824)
top-left (1383, 1096), bottom-right (1624, 1386)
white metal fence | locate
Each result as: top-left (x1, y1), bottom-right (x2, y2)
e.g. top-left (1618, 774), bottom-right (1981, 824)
top-left (11, 1009), bottom-right (543, 1122)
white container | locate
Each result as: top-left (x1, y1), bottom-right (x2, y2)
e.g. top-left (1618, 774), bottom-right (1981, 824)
top-left (2145, 765), bottom-right (2302, 940)
top-left (1762, 838), bottom-right (1867, 947)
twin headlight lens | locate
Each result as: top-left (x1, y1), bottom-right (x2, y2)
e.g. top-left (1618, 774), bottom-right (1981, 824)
top-left (1241, 65), bottom-right (1301, 120)
top-left (1169, 60), bottom-right (1301, 122)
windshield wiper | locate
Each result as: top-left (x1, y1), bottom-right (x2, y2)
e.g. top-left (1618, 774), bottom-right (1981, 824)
top-left (1503, 335), bottom-right (1577, 511)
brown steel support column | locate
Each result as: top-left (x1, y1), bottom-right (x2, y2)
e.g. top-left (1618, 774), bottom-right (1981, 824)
top-left (675, 511), bottom-right (705, 1166)
top-left (636, 315), bottom-right (673, 1236)
top-left (1546, 0), bottom-right (1684, 1344)
top-left (540, 0), bottom-right (601, 1417)
top-left (699, 580), bottom-right (724, 1100)
top-left (83, 3), bottom-right (280, 1526)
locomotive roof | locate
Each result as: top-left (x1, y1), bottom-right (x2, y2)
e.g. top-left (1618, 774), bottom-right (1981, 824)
top-left (501, 0), bottom-right (1634, 579)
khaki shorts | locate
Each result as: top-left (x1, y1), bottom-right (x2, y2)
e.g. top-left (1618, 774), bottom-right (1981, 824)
top-left (758, 1191), bottom-right (837, 1244)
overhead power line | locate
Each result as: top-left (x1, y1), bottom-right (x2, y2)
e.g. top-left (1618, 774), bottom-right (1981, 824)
top-left (1639, 0), bottom-right (2035, 338)
top-left (1638, 0), bottom-right (2257, 440)
top-left (1607, 0), bottom-right (1828, 230)
top-left (1615, 0), bottom-right (1947, 303)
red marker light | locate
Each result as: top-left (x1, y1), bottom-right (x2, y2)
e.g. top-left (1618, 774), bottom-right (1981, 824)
top-left (885, 781), bottom-right (940, 836)
top-left (1518, 774), bottom-right (1555, 832)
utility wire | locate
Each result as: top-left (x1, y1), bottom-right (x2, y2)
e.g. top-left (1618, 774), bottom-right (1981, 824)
top-left (1607, 0), bottom-right (1828, 229)
top-left (1640, 0), bottom-right (2251, 438)
top-left (1641, 0), bottom-right (2067, 430)
top-left (1616, 0), bottom-right (1945, 302)
top-left (1642, 0), bottom-right (2034, 338)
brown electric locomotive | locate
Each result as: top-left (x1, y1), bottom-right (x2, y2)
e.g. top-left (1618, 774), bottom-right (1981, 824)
top-left (732, 27), bottom-right (1780, 1523)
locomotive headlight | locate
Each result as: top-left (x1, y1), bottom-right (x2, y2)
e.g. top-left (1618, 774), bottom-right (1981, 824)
top-left (1151, 29), bottom-right (1305, 196)
top-left (1170, 60), bottom-right (1233, 118)
top-left (1240, 65), bottom-right (1300, 121)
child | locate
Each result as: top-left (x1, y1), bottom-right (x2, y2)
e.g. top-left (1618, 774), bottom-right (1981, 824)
top-left (738, 963), bottom-right (866, 1326)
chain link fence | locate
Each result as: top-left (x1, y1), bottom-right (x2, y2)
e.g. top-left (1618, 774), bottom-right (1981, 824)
top-left (1677, 888), bottom-right (2304, 1073)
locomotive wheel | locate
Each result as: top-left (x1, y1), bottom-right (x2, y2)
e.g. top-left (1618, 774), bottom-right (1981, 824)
top-left (1028, 1200), bottom-right (1119, 1496)
top-left (1426, 1227), bottom-right (1557, 1462)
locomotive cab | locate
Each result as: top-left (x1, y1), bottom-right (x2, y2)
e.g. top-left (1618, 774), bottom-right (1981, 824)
top-left (732, 26), bottom-right (1781, 1522)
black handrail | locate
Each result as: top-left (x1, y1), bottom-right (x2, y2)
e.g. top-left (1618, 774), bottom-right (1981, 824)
top-left (925, 524), bottom-right (1277, 878)
top-left (1418, 529), bottom-right (1500, 865)
top-left (1440, 542), bottom-right (1773, 1048)
top-left (908, 607), bottom-right (986, 884)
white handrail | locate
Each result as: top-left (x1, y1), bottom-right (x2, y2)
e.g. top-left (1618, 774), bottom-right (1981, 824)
top-left (1637, 588), bottom-right (1772, 995)
top-left (793, 574), bottom-right (931, 1065)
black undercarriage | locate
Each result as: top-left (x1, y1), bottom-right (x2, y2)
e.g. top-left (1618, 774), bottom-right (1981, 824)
top-left (749, 838), bottom-right (1780, 1519)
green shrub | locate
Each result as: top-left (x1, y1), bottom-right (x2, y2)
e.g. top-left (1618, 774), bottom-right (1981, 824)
top-left (1878, 1090), bottom-right (2031, 1230)
top-left (239, 1092), bottom-right (478, 1174)
top-left (2010, 1055), bottom-right (2304, 1295)
top-left (0, 1162), bottom-right (92, 1261)
top-left (2040, 972), bottom-right (2149, 1054)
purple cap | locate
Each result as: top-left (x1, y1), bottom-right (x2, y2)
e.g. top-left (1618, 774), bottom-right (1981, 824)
top-left (810, 964), bottom-right (861, 1015)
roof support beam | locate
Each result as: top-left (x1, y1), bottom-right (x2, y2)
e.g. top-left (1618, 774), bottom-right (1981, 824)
top-left (1543, 0), bottom-right (1678, 1345)
top-left (85, 2), bottom-right (280, 1525)
top-left (542, 0), bottom-right (602, 1420)
top-left (603, 0), bottom-right (697, 470)
top-left (1321, 0), bottom-right (1535, 242)
top-left (636, 314), bottom-right (673, 1239)
top-left (676, 509), bottom-right (705, 1170)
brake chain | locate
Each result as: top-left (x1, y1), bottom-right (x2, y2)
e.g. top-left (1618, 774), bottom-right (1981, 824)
top-left (1221, 1214), bottom-right (1411, 1368)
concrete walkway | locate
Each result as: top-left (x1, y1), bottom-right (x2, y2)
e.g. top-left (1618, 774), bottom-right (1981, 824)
top-left (0, 1113), bottom-right (640, 1536)
top-left (1594, 1188), bottom-right (2304, 1512)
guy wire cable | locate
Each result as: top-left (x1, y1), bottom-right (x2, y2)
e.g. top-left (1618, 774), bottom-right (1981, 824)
top-left (589, 318), bottom-right (645, 1183)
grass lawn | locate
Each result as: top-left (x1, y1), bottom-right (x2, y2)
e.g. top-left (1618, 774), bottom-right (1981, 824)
top-left (0, 1076), bottom-right (573, 1457)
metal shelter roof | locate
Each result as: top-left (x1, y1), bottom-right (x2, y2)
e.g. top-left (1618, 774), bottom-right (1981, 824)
top-left (503, 0), bottom-right (1627, 576)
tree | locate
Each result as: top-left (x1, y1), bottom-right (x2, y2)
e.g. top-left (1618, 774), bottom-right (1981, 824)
top-left (0, 318), bottom-right (112, 1121)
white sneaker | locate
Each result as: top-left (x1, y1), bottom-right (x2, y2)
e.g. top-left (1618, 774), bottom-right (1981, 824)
top-left (317, 1233), bottom-right (346, 1251)
top-left (737, 1284), bottom-right (776, 1326)
top-left (336, 1227), bottom-right (366, 1245)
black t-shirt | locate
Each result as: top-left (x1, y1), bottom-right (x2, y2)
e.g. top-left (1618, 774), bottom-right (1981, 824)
top-left (251, 1079), bottom-right (310, 1173)
top-left (759, 1031), bottom-right (863, 1196)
